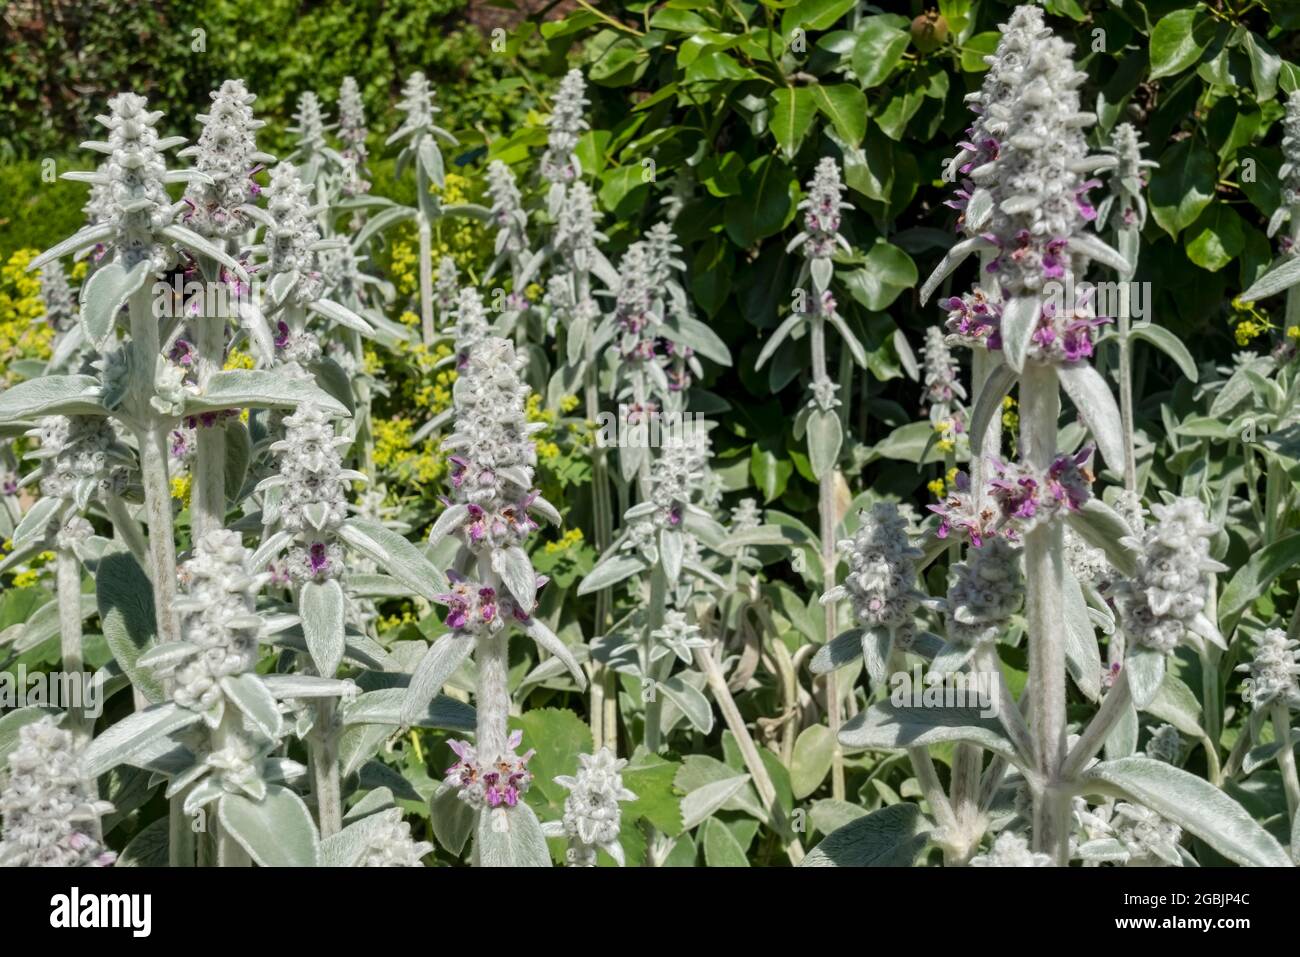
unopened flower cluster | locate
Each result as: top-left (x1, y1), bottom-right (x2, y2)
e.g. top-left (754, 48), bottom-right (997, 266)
top-left (442, 338), bottom-right (556, 552)
top-left (956, 7), bottom-right (1098, 294)
top-left (554, 749), bottom-right (637, 866)
top-left (359, 809), bottom-right (432, 867)
top-left (946, 539), bottom-right (1023, 648)
top-left (163, 530), bottom-right (267, 723)
top-left (1114, 498), bottom-right (1224, 654)
top-left (970, 831), bottom-right (1051, 867)
top-left (444, 732), bottom-right (535, 810)
top-left (823, 503), bottom-right (924, 633)
top-left (486, 159), bottom-right (529, 259)
top-left (790, 157), bottom-right (851, 261)
top-left (1237, 627), bottom-right (1300, 711)
top-left (180, 79), bottom-right (272, 238)
top-left (541, 69), bottom-right (589, 186)
top-left (29, 414), bottom-right (131, 505)
top-left (337, 76), bottom-right (370, 197)
top-left (0, 718), bottom-right (115, 868)
top-left (260, 163), bottom-right (324, 303)
top-left (922, 325), bottom-right (965, 420)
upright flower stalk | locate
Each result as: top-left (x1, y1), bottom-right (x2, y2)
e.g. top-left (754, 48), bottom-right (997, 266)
top-left (923, 6), bottom-right (1131, 863)
top-left (760, 156), bottom-right (858, 798)
top-left (409, 335), bottom-right (582, 865)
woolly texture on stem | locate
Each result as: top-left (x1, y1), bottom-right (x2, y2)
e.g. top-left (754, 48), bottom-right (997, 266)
top-left (179, 79), bottom-right (273, 239)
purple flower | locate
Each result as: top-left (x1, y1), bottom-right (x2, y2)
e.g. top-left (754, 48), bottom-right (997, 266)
top-left (308, 541), bottom-right (331, 576)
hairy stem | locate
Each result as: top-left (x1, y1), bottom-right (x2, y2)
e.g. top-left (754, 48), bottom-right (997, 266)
top-left (418, 214), bottom-right (434, 346)
top-left (1273, 701), bottom-right (1300, 822)
top-left (1020, 359), bottom-right (1069, 864)
top-left (57, 546), bottom-right (88, 740)
top-left (193, 311), bottom-right (226, 541)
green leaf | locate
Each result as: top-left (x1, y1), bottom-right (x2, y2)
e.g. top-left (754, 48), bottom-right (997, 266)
top-left (476, 802), bottom-right (552, 867)
top-left (750, 444), bottom-right (793, 502)
top-left (770, 87), bottom-right (817, 158)
top-left (185, 370), bottom-right (349, 417)
top-left (339, 518), bottom-right (448, 600)
top-left (220, 673), bottom-right (284, 740)
top-left (782, 0), bottom-right (857, 34)
top-left (1083, 756), bottom-right (1292, 867)
top-left (219, 785), bottom-right (320, 867)
top-left (1150, 139), bottom-right (1217, 239)
top-left (512, 708), bottom-right (593, 818)
top-left (1184, 204), bottom-right (1245, 272)
top-left (1219, 533), bottom-right (1300, 625)
top-left (841, 239), bottom-right (917, 310)
top-left (82, 703), bottom-right (202, 777)
top-left (810, 84), bottom-right (867, 146)
top-left (621, 753), bottom-right (684, 836)
top-left (799, 803), bottom-right (928, 866)
top-left (1149, 8), bottom-right (1213, 79)
top-left (725, 156), bottom-right (795, 248)
top-left (341, 688), bottom-right (476, 732)
top-left (791, 724), bottom-right (835, 799)
top-left (806, 408), bottom-right (842, 479)
top-left (851, 18), bottom-right (910, 88)
top-left (299, 578), bottom-right (346, 677)
top-left (1129, 324), bottom-right (1198, 382)
top-left (839, 700), bottom-right (1022, 764)
top-left (80, 259), bottom-right (149, 347)
top-left (96, 551), bottom-right (165, 705)
top-left (960, 32), bottom-right (999, 73)
top-left (0, 375), bottom-right (104, 421)
top-left (702, 818), bottom-right (751, 866)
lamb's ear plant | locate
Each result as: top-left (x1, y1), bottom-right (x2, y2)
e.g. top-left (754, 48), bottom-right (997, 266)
top-left (756, 156), bottom-right (865, 800)
top-left (405, 335), bottom-right (581, 866)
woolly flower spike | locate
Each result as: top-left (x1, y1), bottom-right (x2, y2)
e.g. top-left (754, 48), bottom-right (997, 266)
top-left (435, 256), bottom-right (459, 313)
top-left (922, 325), bottom-right (966, 420)
top-left (179, 79), bottom-right (274, 239)
top-left (337, 76), bottom-right (370, 196)
top-left (942, 289), bottom-right (1002, 349)
top-left (1144, 724), bottom-right (1183, 765)
top-left (823, 503), bottom-right (924, 634)
top-left (27, 415), bottom-right (131, 507)
top-left (547, 749), bottom-right (638, 867)
top-left (987, 446), bottom-right (1093, 533)
top-left (1111, 803), bottom-right (1184, 866)
top-left (1237, 627), bottom-right (1300, 711)
top-left (789, 157), bottom-right (852, 260)
top-left (436, 337), bottom-right (559, 557)
top-left (91, 92), bottom-right (177, 270)
top-left (1063, 525), bottom-right (1109, 587)
top-left (433, 569), bottom-right (541, 637)
top-left (1272, 91), bottom-right (1300, 239)
top-left (358, 809), bottom-right (433, 867)
top-left (289, 91), bottom-right (330, 156)
top-left (0, 717), bottom-right (116, 867)
top-left (450, 286), bottom-right (491, 367)
top-left (554, 181), bottom-right (604, 271)
top-left (39, 259), bottom-right (76, 331)
top-left (730, 497), bottom-right (762, 531)
top-left (946, 7), bottom-right (1111, 296)
top-left (164, 529), bottom-right (268, 723)
top-left (486, 160), bottom-right (529, 258)
top-left (970, 831), bottom-right (1052, 867)
top-left (947, 538), bottom-right (1023, 648)
top-left (1024, 292), bottom-right (1109, 364)
top-left (1114, 498), bottom-right (1225, 655)
top-left (1097, 122), bottom-right (1155, 233)
top-left (260, 404), bottom-right (362, 583)
top-left (650, 610), bottom-right (710, 665)
top-left (444, 731), bottom-right (535, 810)
top-left (260, 162), bottom-right (324, 302)
top-left (395, 71), bottom-right (437, 135)
top-left (541, 69), bottom-right (590, 186)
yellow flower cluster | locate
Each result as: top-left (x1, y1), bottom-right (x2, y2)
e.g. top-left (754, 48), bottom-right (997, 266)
top-left (171, 473), bottom-right (192, 506)
top-left (390, 242), bottom-right (418, 297)
top-left (223, 347), bottom-right (255, 371)
top-left (543, 527), bottom-right (584, 554)
top-left (927, 466), bottom-right (961, 498)
top-left (394, 340), bottom-right (457, 413)
top-left (1231, 297), bottom-right (1274, 346)
top-left (373, 416), bottom-right (443, 485)
top-left (1, 249), bottom-right (55, 385)
top-left (435, 172), bottom-right (480, 271)
top-left (526, 393), bottom-right (561, 465)
top-left (932, 418), bottom-right (957, 454)
top-left (1001, 395), bottom-right (1018, 432)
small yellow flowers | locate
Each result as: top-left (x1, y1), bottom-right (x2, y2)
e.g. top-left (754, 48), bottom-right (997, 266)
top-left (927, 478), bottom-right (946, 496)
top-left (171, 473), bottom-right (192, 506)
top-left (1, 249), bottom-right (55, 386)
top-left (223, 347), bottom-right (255, 370)
top-left (928, 467), bottom-right (960, 498)
top-left (933, 418), bottom-right (958, 454)
top-left (526, 394), bottom-right (562, 464)
top-left (559, 394), bottom-right (580, 414)
top-left (1231, 298), bottom-right (1273, 346)
top-left (544, 527), bottom-right (585, 554)
top-left (1002, 395), bottom-right (1019, 431)
top-left (373, 417), bottom-right (443, 486)
top-left (398, 309), bottom-right (419, 328)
